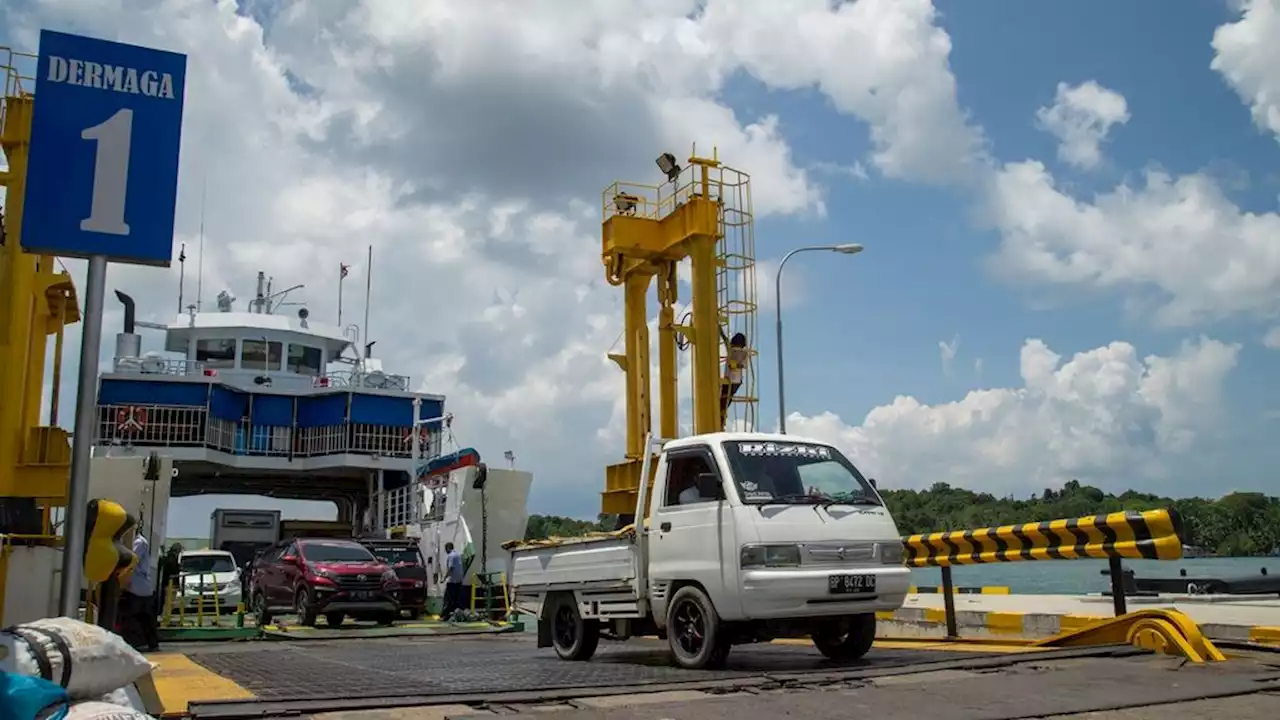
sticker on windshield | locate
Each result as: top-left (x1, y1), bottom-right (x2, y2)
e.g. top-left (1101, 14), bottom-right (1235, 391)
top-left (744, 490), bottom-right (774, 501)
top-left (740, 479), bottom-right (760, 491)
top-left (738, 442), bottom-right (832, 459)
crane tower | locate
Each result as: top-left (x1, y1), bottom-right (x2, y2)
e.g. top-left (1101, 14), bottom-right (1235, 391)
top-left (599, 149), bottom-right (758, 518)
top-left (0, 46), bottom-right (80, 524)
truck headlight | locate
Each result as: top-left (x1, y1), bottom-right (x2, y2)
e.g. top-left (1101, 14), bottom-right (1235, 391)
top-left (740, 544), bottom-right (802, 568)
top-left (879, 542), bottom-right (905, 565)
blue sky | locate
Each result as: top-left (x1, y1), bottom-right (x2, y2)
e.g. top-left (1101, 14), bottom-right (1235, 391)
top-left (4, 0), bottom-right (1279, 532)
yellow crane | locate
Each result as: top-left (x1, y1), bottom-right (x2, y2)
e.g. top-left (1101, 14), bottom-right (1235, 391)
top-left (1, 45), bottom-right (81, 625)
top-left (1, 47), bottom-right (79, 530)
top-left (599, 148), bottom-right (758, 519)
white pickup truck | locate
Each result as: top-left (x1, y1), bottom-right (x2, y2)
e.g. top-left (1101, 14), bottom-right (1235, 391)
top-left (507, 432), bottom-right (910, 669)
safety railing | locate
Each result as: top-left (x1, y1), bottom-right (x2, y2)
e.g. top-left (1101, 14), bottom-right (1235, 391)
top-left (160, 572), bottom-right (245, 629)
top-left (470, 571), bottom-right (510, 622)
top-left (112, 356), bottom-right (207, 377)
top-left (903, 508), bottom-right (1183, 638)
top-left (315, 368), bottom-right (412, 391)
top-left (95, 402), bottom-right (444, 460)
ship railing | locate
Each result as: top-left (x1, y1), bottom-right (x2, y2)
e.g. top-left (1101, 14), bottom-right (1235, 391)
top-left (380, 484), bottom-right (422, 530)
top-left (111, 356), bottom-right (209, 377)
top-left (314, 369), bottom-right (412, 392)
top-left (95, 403), bottom-right (444, 460)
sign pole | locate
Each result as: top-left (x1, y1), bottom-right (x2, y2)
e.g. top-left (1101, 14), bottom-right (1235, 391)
top-left (59, 253), bottom-right (108, 617)
top-left (20, 29), bottom-right (187, 616)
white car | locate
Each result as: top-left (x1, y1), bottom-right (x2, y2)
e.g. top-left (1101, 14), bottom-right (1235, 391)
top-left (175, 550), bottom-right (243, 614)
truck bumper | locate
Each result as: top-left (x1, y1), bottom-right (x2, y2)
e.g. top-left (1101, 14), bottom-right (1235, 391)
top-left (738, 565), bottom-right (911, 619)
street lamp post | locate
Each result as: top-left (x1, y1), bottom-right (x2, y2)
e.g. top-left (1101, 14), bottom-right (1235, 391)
top-left (775, 243), bottom-right (864, 434)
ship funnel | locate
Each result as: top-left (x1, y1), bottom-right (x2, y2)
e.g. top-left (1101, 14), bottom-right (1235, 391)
top-left (113, 290), bottom-right (142, 366)
top-left (115, 290), bottom-right (136, 333)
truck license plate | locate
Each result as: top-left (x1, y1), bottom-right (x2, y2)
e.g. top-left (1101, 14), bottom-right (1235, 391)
top-left (828, 574), bottom-right (875, 594)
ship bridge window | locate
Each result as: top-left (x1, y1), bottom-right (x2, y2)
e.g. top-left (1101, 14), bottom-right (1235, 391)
top-left (288, 344), bottom-right (323, 376)
top-left (242, 339), bottom-right (283, 370)
top-left (195, 339), bottom-right (237, 369)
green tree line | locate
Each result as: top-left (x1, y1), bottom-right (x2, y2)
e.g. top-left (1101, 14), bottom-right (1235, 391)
top-left (882, 481), bottom-right (1280, 557)
top-left (525, 481), bottom-right (1280, 557)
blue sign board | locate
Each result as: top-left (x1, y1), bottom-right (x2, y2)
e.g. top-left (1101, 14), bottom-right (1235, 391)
top-left (21, 30), bottom-right (187, 266)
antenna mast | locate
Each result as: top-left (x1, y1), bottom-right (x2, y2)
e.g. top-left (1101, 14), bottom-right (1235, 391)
top-left (196, 177), bottom-right (206, 312)
top-left (177, 243), bottom-right (186, 314)
top-left (362, 244), bottom-right (373, 356)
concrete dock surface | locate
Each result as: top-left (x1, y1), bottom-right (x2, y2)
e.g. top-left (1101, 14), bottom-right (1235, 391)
top-left (885, 593), bottom-right (1280, 641)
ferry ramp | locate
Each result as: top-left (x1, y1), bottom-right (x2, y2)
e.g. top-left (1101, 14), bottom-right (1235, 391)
top-left (149, 633), bottom-right (1280, 719)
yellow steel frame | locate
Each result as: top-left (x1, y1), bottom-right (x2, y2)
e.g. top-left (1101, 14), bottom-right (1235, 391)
top-left (1, 47), bottom-right (79, 515)
top-left (599, 149), bottom-right (758, 516)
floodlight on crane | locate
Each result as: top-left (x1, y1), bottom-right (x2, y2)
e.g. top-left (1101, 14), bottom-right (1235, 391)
top-left (655, 152), bottom-right (681, 182)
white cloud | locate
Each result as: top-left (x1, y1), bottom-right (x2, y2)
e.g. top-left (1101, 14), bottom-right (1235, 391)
top-left (3, 0), bottom-right (1267, 526)
top-left (1212, 0), bottom-right (1280, 143)
top-left (938, 335), bottom-right (959, 377)
top-left (1035, 81), bottom-right (1130, 169)
top-left (981, 5), bottom-right (1280, 329)
top-left (983, 160), bottom-right (1280, 327)
top-left (789, 337), bottom-right (1240, 497)
top-left (1263, 326), bottom-right (1280, 349)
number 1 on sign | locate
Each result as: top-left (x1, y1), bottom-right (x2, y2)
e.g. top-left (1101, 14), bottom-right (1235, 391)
top-left (80, 108), bottom-right (133, 236)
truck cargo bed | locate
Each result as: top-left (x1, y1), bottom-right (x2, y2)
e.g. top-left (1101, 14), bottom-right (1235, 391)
top-left (509, 534), bottom-right (640, 590)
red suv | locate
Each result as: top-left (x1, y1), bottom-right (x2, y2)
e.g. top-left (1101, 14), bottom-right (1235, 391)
top-left (250, 538), bottom-right (399, 627)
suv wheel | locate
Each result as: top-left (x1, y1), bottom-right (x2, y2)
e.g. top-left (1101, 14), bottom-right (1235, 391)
top-left (253, 592), bottom-right (273, 627)
top-left (295, 587), bottom-right (318, 627)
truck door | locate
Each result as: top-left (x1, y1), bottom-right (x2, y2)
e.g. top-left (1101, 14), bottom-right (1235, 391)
top-left (648, 446), bottom-right (736, 620)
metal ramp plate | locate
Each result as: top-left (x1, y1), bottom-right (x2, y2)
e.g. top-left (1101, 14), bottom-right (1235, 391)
top-left (185, 635), bottom-right (977, 702)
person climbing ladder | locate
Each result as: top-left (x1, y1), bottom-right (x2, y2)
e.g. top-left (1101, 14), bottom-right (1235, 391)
top-left (720, 330), bottom-right (748, 430)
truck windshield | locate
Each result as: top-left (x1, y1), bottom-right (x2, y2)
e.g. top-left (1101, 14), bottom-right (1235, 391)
top-left (721, 440), bottom-right (880, 506)
top-left (302, 543), bottom-right (376, 562)
top-left (368, 547), bottom-right (421, 565)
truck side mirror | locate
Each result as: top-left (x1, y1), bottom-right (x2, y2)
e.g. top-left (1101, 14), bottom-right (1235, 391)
top-left (868, 478), bottom-right (878, 489)
top-left (281, 553), bottom-right (298, 564)
top-left (695, 472), bottom-right (721, 499)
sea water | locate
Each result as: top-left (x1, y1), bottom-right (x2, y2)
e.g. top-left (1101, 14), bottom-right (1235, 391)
top-left (909, 556), bottom-right (1277, 595)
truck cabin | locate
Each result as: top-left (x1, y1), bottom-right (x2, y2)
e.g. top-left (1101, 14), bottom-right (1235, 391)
top-left (658, 436), bottom-right (881, 509)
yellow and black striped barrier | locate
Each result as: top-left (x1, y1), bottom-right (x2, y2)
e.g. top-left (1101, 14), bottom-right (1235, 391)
top-left (903, 509), bottom-right (1183, 568)
top-left (901, 509), bottom-right (1185, 632)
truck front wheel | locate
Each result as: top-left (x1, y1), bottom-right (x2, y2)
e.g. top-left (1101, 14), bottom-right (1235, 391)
top-left (812, 613), bottom-right (876, 661)
top-left (666, 585), bottom-right (730, 670)
top-left (550, 595), bottom-right (599, 661)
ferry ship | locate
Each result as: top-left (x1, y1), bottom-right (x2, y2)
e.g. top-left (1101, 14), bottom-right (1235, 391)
top-left (93, 270), bottom-right (531, 615)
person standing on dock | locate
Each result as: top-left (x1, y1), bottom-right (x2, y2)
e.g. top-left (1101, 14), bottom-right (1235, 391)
top-left (441, 542), bottom-right (464, 620)
top-left (123, 529), bottom-right (160, 652)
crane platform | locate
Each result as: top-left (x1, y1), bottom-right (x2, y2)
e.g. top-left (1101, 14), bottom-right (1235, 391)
top-left (149, 632), bottom-right (1280, 719)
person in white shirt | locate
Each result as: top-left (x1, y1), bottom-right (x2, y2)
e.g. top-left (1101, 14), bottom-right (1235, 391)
top-left (720, 331), bottom-right (748, 430)
top-left (123, 530), bottom-right (159, 651)
top-left (678, 483), bottom-right (704, 504)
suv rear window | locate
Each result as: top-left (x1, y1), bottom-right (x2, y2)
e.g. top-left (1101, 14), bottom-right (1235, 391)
top-left (300, 542), bottom-right (376, 562)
